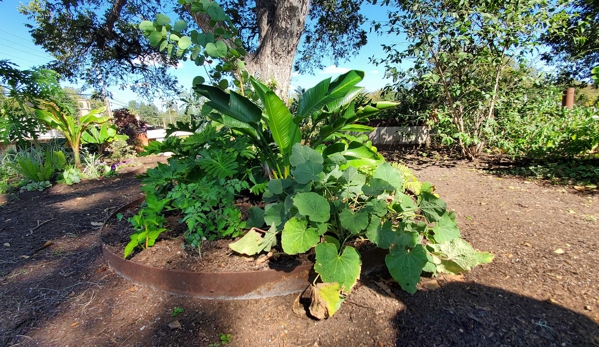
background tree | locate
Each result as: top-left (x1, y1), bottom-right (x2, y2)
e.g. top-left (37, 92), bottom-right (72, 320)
top-left (0, 60), bottom-right (62, 145)
top-left (541, 0), bottom-right (599, 82)
top-left (20, 0), bottom-right (370, 99)
top-left (373, 0), bottom-right (560, 158)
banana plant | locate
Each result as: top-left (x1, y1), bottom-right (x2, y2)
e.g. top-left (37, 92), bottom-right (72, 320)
top-left (35, 102), bottom-right (109, 166)
top-left (194, 70), bottom-right (398, 178)
top-left (82, 123), bottom-right (129, 154)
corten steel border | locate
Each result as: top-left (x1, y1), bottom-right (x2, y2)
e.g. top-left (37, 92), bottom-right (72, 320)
top-left (100, 197), bottom-right (312, 300)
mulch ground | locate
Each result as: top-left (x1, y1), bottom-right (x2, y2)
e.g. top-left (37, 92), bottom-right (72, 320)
top-left (0, 152), bottom-right (598, 347)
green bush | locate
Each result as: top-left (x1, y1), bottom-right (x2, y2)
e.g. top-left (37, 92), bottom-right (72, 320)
top-left (494, 88), bottom-right (599, 159)
top-left (229, 144), bottom-right (493, 318)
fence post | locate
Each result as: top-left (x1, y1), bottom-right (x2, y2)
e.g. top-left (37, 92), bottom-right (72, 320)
top-left (562, 88), bottom-right (574, 109)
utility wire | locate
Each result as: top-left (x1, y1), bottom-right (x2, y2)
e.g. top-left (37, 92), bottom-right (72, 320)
top-left (0, 52), bottom-right (42, 65)
top-left (0, 43), bottom-right (53, 60)
top-left (0, 37), bottom-right (50, 55)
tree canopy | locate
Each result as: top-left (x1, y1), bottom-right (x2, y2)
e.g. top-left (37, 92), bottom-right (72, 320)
top-left (541, 0), bottom-right (599, 82)
top-left (20, 0), bottom-right (369, 99)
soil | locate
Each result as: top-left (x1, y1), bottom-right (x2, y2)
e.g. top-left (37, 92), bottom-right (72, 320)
top-left (102, 204), bottom-right (313, 273)
top-left (1, 151), bottom-right (598, 347)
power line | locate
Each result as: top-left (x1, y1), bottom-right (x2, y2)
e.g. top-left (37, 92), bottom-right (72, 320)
top-left (0, 43), bottom-right (53, 60)
top-left (0, 52), bottom-right (42, 65)
top-left (0, 37), bottom-right (49, 55)
top-left (0, 29), bottom-right (37, 42)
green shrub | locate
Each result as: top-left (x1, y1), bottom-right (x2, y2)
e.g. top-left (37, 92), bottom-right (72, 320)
top-left (230, 144), bottom-right (493, 318)
top-left (17, 156), bottom-right (53, 182)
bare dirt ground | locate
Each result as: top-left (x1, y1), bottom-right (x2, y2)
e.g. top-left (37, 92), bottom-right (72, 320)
top-left (0, 153), bottom-right (598, 347)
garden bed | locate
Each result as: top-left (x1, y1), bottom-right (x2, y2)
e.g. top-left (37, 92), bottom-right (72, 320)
top-left (100, 197), bottom-right (387, 298)
top-left (1, 154), bottom-right (598, 346)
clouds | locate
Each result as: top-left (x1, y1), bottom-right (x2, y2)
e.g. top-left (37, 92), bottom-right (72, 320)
top-left (319, 65), bottom-right (350, 75)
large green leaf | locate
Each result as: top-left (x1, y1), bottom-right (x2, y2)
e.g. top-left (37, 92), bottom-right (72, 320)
top-left (339, 166), bottom-right (365, 198)
top-left (291, 161), bottom-right (323, 184)
top-left (195, 85), bottom-right (261, 124)
top-left (431, 212), bottom-right (461, 243)
top-left (155, 14), bottom-right (171, 25)
top-left (430, 238), bottom-right (493, 273)
top-left (339, 208), bottom-right (369, 234)
top-left (251, 79), bottom-right (300, 156)
top-left (315, 244), bottom-right (361, 293)
top-left (419, 192), bottom-right (447, 223)
top-left (289, 143), bottom-right (323, 166)
top-left (297, 70), bottom-right (364, 119)
top-left (385, 244), bottom-right (428, 294)
top-left (281, 217), bottom-right (320, 254)
top-left (362, 178), bottom-right (395, 196)
top-left (229, 229), bottom-right (263, 255)
top-left (292, 192), bottom-right (330, 223)
top-left (365, 217), bottom-right (396, 248)
top-left (325, 86), bottom-right (364, 112)
top-left (373, 162), bottom-right (403, 191)
top-left (264, 203), bottom-right (286, 229)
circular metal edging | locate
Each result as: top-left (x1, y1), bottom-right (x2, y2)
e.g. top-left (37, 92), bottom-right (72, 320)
top-left (100, 197), bottom-right (312, 300)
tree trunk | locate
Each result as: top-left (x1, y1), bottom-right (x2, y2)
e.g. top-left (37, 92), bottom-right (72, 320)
top-left (188, 0), bottom-right (310, 101)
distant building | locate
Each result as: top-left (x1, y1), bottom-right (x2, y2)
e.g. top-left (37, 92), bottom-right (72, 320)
top-left (77, 98), bottom-right (92, 117)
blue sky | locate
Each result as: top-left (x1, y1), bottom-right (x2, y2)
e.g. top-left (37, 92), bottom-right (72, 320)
top-left (0, 1), bottom-right (403, 109)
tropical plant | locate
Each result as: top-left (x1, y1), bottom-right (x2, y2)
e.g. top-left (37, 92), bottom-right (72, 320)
top-left (35, 103), bottom-right (109, 166)
top-left (124, 192), bottom-right (168, 258)
top-left (15, 148), bottom-right (65, 182)
top-left (81, 123), bottom-right (129, 154)
top-left (195, 70), bottom-right (397, 179)
top-left (124, 124), bottom-right (260, 257)
top-left (230, 144), bottom-right (492, 318)
top-left (168, 177), bottom-right (249, 255)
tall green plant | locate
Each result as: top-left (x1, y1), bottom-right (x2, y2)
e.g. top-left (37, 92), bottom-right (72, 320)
top-left (195, 70), bottom-right (397, 178)
top-left (35, 102), bottom-right (109, 166)
top-left (81, 123), bottom-right (128, 154)
top-left (230, 144), bottom-right (493, 318)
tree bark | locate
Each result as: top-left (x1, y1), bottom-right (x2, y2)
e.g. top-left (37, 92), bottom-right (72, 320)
top-left (188, 0), bottom-right (310, 100)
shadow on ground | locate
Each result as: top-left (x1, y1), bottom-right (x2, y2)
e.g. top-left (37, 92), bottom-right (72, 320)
top-left (390, 280), bottom-right (599, 347)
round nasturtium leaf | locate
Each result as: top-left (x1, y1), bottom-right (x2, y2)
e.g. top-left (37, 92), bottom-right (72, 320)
top-left (215, 40), bottom-right (228, 57)
top-left (218, 79), bottom-right (229, 90)
top-left (139, 21), bottom-right (155, 32)
top-left (385, 244), bottom-right (428, 294)
top-left (314, 243), bottom-right (361, 293)
top-left (281, 217), bottom-right (319, 255)
top-left (205, 42), bottom-right (218, 58)
top-left (292, 192), bottom-right (330, 223)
